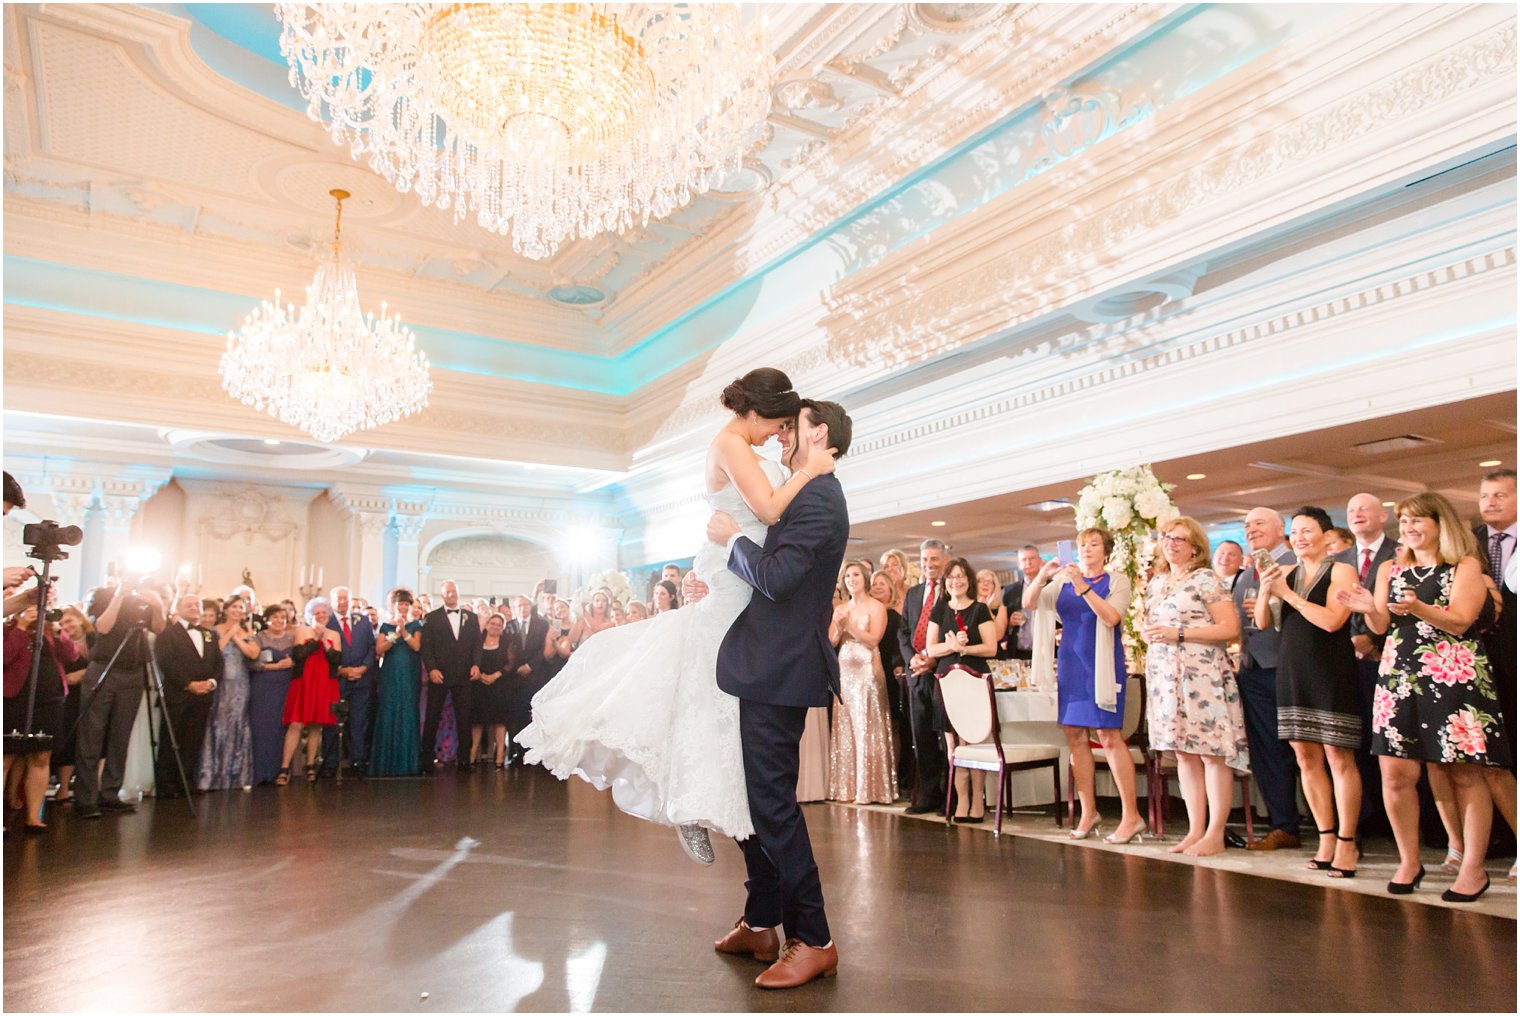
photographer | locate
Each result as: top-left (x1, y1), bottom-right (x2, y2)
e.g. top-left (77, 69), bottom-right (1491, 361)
top-left (73, 578), bottom-right (166, 819)
top-left (4, 603), bottom-right (79, 831)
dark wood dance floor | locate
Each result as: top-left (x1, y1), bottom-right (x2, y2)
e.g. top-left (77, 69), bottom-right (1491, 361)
top-left (4, 768), bottom-right (1516, 1012)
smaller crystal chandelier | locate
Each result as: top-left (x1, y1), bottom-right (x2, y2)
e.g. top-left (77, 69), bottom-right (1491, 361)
top-left (220, 189), bottom-right (431, 443)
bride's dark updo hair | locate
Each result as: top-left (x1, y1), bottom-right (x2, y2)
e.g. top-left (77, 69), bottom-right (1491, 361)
top-left (719, 368), bottom-right (801, 420)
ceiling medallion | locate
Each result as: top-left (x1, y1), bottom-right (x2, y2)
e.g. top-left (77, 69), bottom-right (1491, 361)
top-left (277, 4), bottom-right (776, 260)
top-left (219, 189), bottom-right (432, 443)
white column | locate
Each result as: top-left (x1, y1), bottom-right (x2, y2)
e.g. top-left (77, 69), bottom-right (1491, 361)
top-left (393, 511), bottom-right (427, 598)
top-left (353, 511), bottom-right (390, 608)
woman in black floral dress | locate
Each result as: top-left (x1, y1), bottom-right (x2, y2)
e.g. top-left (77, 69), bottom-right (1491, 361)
top-left (1341, 492), bottom-right (1508, 901)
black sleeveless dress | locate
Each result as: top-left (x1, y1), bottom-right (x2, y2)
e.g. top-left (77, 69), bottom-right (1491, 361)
top-left (1275, 563), bottom-right (1362, 747)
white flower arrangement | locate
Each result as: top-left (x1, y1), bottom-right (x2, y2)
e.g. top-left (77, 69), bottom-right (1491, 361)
top-left (1073, 464), bottom-right (1179, 658)
top-left (579, 568), bottom-right (634, 607)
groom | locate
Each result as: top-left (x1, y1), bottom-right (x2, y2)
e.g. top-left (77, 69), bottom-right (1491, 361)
top-left (705, 399), bottom-right (852, 990)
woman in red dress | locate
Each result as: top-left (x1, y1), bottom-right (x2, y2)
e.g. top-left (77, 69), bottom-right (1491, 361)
top-left (277, 598), bottom-right (342, 785)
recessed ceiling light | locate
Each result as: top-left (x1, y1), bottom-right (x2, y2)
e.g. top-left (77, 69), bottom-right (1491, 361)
top-left (263, 438), bottom-right (281, 446)
top-left (1480, 459), bottom-right (1502, 467)
top-left (930, 520), bottom-right (946, 527)
top-left (1381, 501), bottom-right (1396, 507)
top-left (1026, 499), bottom-right (1074, 512)
top-left (1186, 473), bottom-right (1206, 480)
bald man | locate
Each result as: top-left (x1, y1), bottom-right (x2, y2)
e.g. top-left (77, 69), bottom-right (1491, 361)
top-left (1342, 493), bottom-right (1397, 831)
top-left (1232, 507), bottom-right (1301, 850)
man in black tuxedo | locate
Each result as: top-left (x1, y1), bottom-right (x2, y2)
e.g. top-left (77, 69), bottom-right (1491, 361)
top-left (1338, 493), bottom-right (1398, 832)
top-left (505, 594), bottom-right (552, 765)
top-left (419, 580), bottom-right (481, 773)
top-left (153, 593), bottom-right (223, 798)
top-left (706, 400), bottom-right (850, 990)
top-left (998, 545), bottom-right (1043, 660)
top-left (898, 538), bottom-right (949, 813)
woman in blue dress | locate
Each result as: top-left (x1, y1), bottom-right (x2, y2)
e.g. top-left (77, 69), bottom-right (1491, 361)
top-left (370, 588), bottom-right (423, 777)
top-left (248, 604), bottom-right (297, 785)
top-left (1026, 527), bottom-right (1142, 844)
top-left (198, 594), bottom-right (259, 790)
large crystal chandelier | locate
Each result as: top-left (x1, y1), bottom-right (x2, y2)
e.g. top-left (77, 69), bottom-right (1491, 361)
top-left (220, 189), bottom-right (432, 443)
top-left (276, 4), bottom-right (774, 259)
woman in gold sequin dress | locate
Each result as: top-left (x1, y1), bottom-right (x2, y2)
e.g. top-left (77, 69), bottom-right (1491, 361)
top-left (827, 562), bottom-right (897, 804)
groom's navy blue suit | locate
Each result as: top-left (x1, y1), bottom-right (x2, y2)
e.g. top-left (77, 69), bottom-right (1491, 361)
top-left (718, 472), bottom-right (848, 948)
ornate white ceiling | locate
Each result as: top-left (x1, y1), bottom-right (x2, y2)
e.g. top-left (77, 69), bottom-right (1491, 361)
top-left (3, 3), bottom-right (1171, 352)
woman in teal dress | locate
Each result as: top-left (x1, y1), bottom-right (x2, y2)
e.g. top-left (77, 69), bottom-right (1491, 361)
top-left (370, 588), bottom-right (423, 776)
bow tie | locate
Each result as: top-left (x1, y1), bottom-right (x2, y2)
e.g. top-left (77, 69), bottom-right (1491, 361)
top-left (446, 609), bottom-right (459, 614)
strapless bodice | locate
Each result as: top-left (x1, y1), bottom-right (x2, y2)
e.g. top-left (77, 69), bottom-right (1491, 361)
top-left (692, 458), bottom-right (787, 592)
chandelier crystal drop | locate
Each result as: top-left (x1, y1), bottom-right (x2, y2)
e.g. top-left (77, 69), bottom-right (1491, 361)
top-left (276, 3), bottom-right (775, 259)
top-left (219, 189), bottom-right (432, 444)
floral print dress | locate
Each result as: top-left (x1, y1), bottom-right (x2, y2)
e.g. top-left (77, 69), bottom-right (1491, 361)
top-left (1144, 568), bottom-right (1250, 770)
top-left (1371, 563), bottom-right (1510, 767)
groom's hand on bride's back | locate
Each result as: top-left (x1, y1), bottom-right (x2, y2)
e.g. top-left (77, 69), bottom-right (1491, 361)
top-left (707, 510), bottom-right (741, 546)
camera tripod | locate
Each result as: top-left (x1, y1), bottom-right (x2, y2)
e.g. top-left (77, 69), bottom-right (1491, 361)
top-left (68, 610), bottom-right (197, 817)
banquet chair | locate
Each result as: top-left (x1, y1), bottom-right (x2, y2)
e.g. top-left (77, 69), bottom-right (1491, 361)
top-left (1066, 673), bottom-right (1148, 828)
top-left (939, 664), bottom-right (1062, 837)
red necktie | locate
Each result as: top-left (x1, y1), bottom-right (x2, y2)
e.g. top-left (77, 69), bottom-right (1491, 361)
top-left (1359, 549), bottom-right (1373, 585)
top-left (342, 617), bottom-right (352, 644)
top-left (912, 580), bottom-right (937, 653)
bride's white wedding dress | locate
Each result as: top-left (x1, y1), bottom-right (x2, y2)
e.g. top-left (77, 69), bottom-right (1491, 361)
top-left (517, 459), bottom-right (786, 839)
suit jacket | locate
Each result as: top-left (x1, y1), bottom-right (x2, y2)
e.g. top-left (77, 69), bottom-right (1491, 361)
top-left (898, 580), bottom-right (935, 674)
top-left (718, 474), bottom-right (849, 707)
top-left (1337, 536), bottom-right (1398, 646)
top-left (1475, 523), bottom-right (1517, 676)
top-left (155, 622), bottom-right (223, 699)
top-left (327, 612), bottom-right (377, 675)
top-left (509, 613), bottom-right (551, 677)
top-left (1232, 543), bottom-right (1296, 670)
top-left (999, 578), bottom-right (1029, 656)
top-left (420, 607), bottom-right (482, 685)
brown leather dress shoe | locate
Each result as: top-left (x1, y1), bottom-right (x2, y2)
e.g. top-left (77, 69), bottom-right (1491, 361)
top-left (714, 919), bottom-right (780, 963)
top-left (755, 938), bottom-right (838, 989)
top-left (1247, 828), bottom-right (1302, 851)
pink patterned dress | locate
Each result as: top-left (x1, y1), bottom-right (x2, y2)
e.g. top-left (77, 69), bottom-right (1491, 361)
top-left (1371, 562), bottom-right (1510, 767)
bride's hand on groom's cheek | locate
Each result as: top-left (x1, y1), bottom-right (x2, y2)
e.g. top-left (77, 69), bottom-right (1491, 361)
top-left (804, 442), bottom-right (837, 476)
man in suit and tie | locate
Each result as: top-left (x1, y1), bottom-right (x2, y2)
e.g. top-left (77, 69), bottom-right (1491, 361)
top-left (998, 545), bottom-right (1043, 660)
top-left (322, 585), bottom-right (378, 775)
top-left (420, 580), bottom-right (482, 773)
top-left (1234, 507), bottom-right (1301, 851)
top-left (1475, 468), bottom-right (1517, 867)
top-left (1338, 493), bottom-right (1398, 832)
top-left (706, 399), bottom-right (850, 989)
top-left (505, 594), bottom-right (553, 765)
top-left (153, 593), bottom-right (223, 799)
top-left (897, 537), bottom-right (950, 814)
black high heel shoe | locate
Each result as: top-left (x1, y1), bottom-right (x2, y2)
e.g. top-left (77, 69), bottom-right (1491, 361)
top-left (1441, 873), bottom-right (1491, 903)
top-left (1328, 835), bottom-right (1359, 879)
top-left (1306, 827), bottom-right (1336, 871)
top-left (1386, 864), bottom-right (1425, 895)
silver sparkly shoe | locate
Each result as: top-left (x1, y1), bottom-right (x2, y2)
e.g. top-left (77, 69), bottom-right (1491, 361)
top-left (677, 823), bottom-right (715, 865)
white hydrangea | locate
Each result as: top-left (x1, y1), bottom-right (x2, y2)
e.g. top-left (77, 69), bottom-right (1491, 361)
top-left (1102, 496), bottom-right (1133, 530)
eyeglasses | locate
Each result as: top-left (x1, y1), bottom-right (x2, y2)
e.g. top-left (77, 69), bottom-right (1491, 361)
top-left (1160, 535), bottom-right (1193, 546)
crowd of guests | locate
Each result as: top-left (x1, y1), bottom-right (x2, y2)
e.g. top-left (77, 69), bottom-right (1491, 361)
top-left (0, 547), bottom-right (725, 830)
top-left (3, 468), bottom-right (1515, 903)
top-left (855, 468), bottom-right (1514, 903)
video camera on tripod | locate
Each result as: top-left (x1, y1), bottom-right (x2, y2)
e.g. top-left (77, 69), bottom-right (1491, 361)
top-left (3, 518), bottom-right (84, 756)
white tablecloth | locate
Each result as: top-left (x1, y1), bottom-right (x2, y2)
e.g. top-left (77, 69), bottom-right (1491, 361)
top-left (988, 689), bottom-right (1065, 807)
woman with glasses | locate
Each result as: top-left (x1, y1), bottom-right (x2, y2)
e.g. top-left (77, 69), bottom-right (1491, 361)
top-left (924, 557), bottom-right (999, 823)
top-left (1141, 517), bottom-right (1247, 856)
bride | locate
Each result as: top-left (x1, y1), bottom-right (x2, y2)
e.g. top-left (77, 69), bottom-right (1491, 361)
top-left (517, 368), bottom-right (836, 863)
